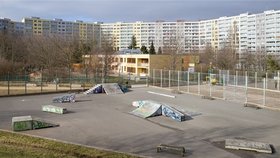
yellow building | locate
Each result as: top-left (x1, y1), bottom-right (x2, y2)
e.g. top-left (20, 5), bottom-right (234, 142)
top-left (84, 53), bottom-right (198, 78)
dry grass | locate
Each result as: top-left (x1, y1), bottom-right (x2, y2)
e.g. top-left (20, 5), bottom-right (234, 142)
top-left (0, 130), bottom-right (140, 158)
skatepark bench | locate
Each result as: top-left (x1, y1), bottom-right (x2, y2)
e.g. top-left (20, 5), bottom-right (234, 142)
top-left (157, 144), bottom-right (186, 157)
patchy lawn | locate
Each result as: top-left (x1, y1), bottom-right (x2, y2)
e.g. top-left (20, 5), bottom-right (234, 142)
top-left (0, 130), bottom-right (140, 158)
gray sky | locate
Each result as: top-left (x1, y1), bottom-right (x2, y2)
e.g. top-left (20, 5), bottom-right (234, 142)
top-left (0, 0), bottom-right (279, 22)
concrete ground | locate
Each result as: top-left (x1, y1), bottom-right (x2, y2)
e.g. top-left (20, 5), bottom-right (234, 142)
top-left (0, 86), bottom-right (280, 158)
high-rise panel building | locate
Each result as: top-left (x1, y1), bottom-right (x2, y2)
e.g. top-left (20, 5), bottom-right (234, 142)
top-left (0, 18), bottom-right (24, 34)
top-left (1, 10), bottom-right (280, 54)
top-left (21, 17), bottom-right (101, 45)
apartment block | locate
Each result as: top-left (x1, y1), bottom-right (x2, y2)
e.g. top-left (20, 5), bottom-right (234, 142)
top-left (100, 10), bottom-right (280, 54)
top-left (1, 9), bottom-right (280, 54)
top-left (22, 17), bottom-right (101, 45)
top-left (0, 18), bottom-right (24, 34)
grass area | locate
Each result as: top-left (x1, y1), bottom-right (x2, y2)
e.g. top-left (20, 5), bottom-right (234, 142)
top-left (0, 130), bottom-right (140, 158)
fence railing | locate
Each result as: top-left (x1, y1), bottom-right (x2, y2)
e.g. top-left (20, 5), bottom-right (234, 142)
top-left (149, 69), bottom-right (280, 110)
top-left (1, 69), bottom-right (280, 110)
top-left (0, 73), bottom-right (148, 96)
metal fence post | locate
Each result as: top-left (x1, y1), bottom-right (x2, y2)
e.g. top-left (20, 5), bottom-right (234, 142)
top-left (41, 69), bottom-right (43, 93)
top-left (7, 72), bottom-right (10, 95)
top-left (234, 75), bottom-right (236, 101)
top-left (277, 71), bottom-right (280, 91)
top-left (160, 69), bottom-right (163, 88)
top-left (187, 71), bottom-right (190, 93)
top-left (178, 71), bottom-right (180, 91)
top-left (255, 72), bottom-right (257, 88)
top-left (198, 72), bottom-right (200, 95)
top-left (223, 74), bottom-right (226, 100)
top-left (245, 71), bottom-right (248, 104)
top-left (153, 69), bottom-right (155, 86)
top-left (266, 72), bottom-right (268, 91)
top-left (236, 70), bottom-right (238, 86)
top-left (55, 70), bottom-right (58, 92)
top-left (263, 78), bottom-right (266, 106)
top-left (24, 70), bottom-right (27, 94)
top-left (209, 73), bottom-right (212, 97)
top-left (70, 69), bottom-right (72, 91)
top-left (219, 69), bottom-right (222, 83)
top-left (168, 70), bottom-right (171, 89)
top-left (227, 70), bottom-right (229, 85)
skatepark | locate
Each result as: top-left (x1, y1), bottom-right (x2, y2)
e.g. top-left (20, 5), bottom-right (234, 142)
top-left (1, 85), bottom-right (280, 158)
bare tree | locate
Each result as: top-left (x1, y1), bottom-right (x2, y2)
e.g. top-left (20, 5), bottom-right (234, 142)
top-left (216, 22), bottom-right (238, 70)
top-left (0, 32), bottom-right (29, 74)
top-left (216, 46), bottom-right (237, 70)
top-left (239, 49), bottom-right (256, 71)
top-left (255, 47), bottom-right (268, 71)
top-left (84, 35), bottom-right (115, 83)
top-left (199, 44), bottom-right (216, 69)
top-left (163, 35), bottom-right (184, 71)
top-left (26, 35), bottom-right (67, 77)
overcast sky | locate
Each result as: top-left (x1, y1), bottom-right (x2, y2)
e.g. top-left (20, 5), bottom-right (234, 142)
top-left (0, 0), bottom-right (279, 23)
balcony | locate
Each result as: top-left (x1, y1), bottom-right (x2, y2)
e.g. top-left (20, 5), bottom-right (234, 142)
top-left (126, 63), bottom-right (136, 67)
top-left (138, 63), bottom-right (149, 67)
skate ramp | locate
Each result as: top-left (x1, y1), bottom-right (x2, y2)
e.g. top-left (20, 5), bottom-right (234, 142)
top-left (84, 84), bottom-right (103, 94)
top-left (131, 100), bottom-right (162, 118)
top-left (53, 93), bottom-right (75, 103)
top-left (32, 118), bottom-right (59, 130)
top-left (84, 83), bottom-right (123, 95)
top-left (161, 104), bottom-right (186, 122)
top-left (102, 83), bottom-right (124, 95)
top-left (12, 116), bottom-right (59, 131)
top-left (131, 100), bottom-right (188, 122)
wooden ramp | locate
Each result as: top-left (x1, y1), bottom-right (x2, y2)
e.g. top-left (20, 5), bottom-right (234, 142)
top-left (225, 139), bottom-right (272, 154)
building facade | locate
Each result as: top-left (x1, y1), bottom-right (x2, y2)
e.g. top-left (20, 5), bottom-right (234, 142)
top-left (83, 52), bottom-right (198, 78)
top-left (1, 10), bottom-right (280, 54)
top-left (0, 18), bottom-right (24, 34)
top-left (22, 17), bottom-right (101, 44)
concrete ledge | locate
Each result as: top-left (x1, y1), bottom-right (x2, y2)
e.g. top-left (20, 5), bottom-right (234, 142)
top-left (42, 105), bottom-right (67, 114)
top-left (12, 116), bottom-right (59, 131)
top-left (225, 139), bottom-right (272, 154)
top-left (157, 144), bottom-right (186, 157)
top-left (201, 95), bottom-right (215, 100)
top-left (12, 116), bottom-right (33, 131)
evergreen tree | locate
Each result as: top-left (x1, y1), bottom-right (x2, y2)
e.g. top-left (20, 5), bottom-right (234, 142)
top-left (267, 55), bottom-right (280, 72)
top-left (157, 47), bottom-right (162, 54)
top-left (128, 35), bottom-right (137, 49)
top-left (149, 41), bottom-right (155, 54)
top-left (140, 45), bottom-right (149, 54)
top-left (72, 43), bottom-right (91, 63)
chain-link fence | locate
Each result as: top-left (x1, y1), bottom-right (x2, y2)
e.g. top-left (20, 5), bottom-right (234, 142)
top-left (150, 69), bottom-right (280, 110)
top-left (0, 71), bottom-right (148, 96)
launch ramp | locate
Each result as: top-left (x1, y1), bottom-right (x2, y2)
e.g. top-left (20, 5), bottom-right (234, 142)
top-left (131, 101), bottom-right (162, 118)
